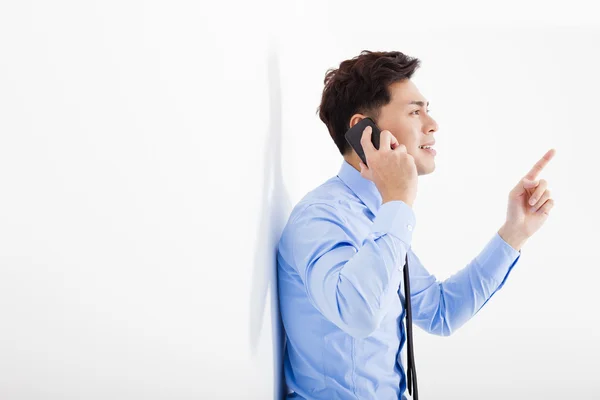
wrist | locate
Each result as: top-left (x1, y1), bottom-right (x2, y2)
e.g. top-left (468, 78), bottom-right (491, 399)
top-left (498, 224), bottom-right (528, 251)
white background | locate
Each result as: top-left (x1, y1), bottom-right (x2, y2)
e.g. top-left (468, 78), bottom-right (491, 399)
top-left (0, 1), bottom-right (598, 399)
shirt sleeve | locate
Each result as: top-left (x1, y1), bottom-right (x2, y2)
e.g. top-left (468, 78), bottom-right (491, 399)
top-left (407, 232), bottom-right (521, 336)
top-left (290, 200), bottom-right (416, 339)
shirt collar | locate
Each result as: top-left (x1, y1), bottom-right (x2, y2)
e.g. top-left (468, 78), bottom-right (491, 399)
top-left (337, 159), bottom-right (382, 215)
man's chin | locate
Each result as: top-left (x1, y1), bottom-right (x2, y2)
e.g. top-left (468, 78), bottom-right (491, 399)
top-left (417, 163), bottom-right (436, 176)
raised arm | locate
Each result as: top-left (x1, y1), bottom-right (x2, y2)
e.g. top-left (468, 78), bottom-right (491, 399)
top-left (406, 233), bottom-right (521, 336)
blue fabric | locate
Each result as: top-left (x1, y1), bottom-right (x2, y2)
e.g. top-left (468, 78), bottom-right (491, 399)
top-left (277, 160), bottom-right (521, 399)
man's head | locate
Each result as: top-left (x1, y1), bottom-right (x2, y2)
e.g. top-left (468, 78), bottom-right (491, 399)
top-left (318, 50), bottom-right (439, 176)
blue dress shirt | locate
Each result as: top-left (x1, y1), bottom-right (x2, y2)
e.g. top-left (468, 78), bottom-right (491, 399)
top-left (277, 160), bottom-right (521, 399)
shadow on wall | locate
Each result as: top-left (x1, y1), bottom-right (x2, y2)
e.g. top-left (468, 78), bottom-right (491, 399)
top-left (249, 42), bottom-right (292, 400)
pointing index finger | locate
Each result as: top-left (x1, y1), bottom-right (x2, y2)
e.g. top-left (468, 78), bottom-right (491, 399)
top-left (524, 148), bottom-right (556, 180)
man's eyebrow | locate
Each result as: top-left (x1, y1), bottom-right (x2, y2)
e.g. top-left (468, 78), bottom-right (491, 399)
top-left (408, 100), bottom-right (429, 107)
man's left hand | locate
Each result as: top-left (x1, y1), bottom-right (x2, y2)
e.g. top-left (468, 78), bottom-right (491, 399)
top-left (499, 148), bottom-right (556, 250)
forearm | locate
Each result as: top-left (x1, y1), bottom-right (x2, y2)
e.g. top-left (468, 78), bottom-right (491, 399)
top-left (311, 233), bottom-right (407, 338)
top-left (411, 232), bottom-right (521, 336)
top-left (301, 201), bottom-right (415, 339)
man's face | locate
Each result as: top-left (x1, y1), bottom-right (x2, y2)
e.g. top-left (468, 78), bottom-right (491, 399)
top-left (358, 79), bottom-right (439, 176)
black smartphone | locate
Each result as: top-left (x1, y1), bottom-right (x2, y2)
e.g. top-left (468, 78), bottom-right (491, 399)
top-left (344, 117), bottom-right (382, 167)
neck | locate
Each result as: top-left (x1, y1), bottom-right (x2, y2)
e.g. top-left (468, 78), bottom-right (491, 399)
top-left (344, 155), bottom-right (361, 172)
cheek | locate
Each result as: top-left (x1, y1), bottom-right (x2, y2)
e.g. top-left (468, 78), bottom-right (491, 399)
top-left (395, 137), bottom-right (419, 153)
top-left (405, 135), bottom-right (420, 149)
top-left (385, 119), bottom-right (418, 147)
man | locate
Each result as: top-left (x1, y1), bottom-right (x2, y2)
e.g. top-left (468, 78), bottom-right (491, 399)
top-left (276, 50), bottom-right (555, 399)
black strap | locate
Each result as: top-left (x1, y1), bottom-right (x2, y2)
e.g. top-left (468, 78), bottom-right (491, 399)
top-left (403, 254), bottom-right (418, 399)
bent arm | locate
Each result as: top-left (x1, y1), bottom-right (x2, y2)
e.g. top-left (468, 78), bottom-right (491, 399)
top-left (290, 201), bottom-right (415, 339)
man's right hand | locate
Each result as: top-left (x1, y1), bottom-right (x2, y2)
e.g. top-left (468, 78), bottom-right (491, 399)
top-left (358, 125), bottom-right (418, 208)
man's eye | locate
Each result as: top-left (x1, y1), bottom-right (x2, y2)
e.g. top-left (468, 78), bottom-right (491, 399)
top-left (412, 109), bottom-right (431, 115)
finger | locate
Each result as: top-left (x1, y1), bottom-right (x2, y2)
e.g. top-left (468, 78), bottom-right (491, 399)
top-left (389, 134), bottom-right (400, 150)
top-left (379, 130), bottom-right (394, 152)
top-left (360, 125), bottom-right (376, 157)
top-left (537, 198), bottom-right (554, 215)
top-left (512, 178), bottom-right (537, 197)
top-left (524, 148), bottom-right (556, 181)
top-left (531, 190), bottom-right (551, 212)
top-left (528, 179), bottom-right (548, 206)
top-left (522, 178), bottom-right (539, 189)
top-left (394, 144), bottom-right (407, 155)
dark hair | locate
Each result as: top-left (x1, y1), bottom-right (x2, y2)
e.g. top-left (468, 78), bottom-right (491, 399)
top-left (317, 50), bottom-right (421, 155)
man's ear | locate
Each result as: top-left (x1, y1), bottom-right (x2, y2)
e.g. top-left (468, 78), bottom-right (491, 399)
top-left (348, 113), bottom-right (368, 129)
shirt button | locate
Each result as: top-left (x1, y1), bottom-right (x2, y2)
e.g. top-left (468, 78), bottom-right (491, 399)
top-left (407, 224), bottom-right (413, 231)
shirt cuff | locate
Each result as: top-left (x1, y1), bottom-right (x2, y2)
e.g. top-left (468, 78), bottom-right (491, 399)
top-left (371, 200), bottom-right (416, 246)
top-left (475, 232), bottom-right (522, 285)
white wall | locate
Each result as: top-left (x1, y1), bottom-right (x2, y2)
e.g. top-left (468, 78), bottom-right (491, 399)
top-left (0, 1), bottom-right (598, 399)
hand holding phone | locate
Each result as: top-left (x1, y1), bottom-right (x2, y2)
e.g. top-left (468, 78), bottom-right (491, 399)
top-left (344, 118), bottom-right (418, 206)
top-left (344, 117), bottom-right (381, 167)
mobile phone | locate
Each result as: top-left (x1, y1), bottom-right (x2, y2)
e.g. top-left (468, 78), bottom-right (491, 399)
top-left (344, 117), bottom-right (381, 167)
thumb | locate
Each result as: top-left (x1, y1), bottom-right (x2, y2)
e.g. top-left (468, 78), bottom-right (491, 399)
top-left (522, 178), bottom-right (539, 189)
top-left (511, 177), bottom-right (537, 197)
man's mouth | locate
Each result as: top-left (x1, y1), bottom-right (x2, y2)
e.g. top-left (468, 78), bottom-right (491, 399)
top-left (418, 145), bottom-right (437, 156)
